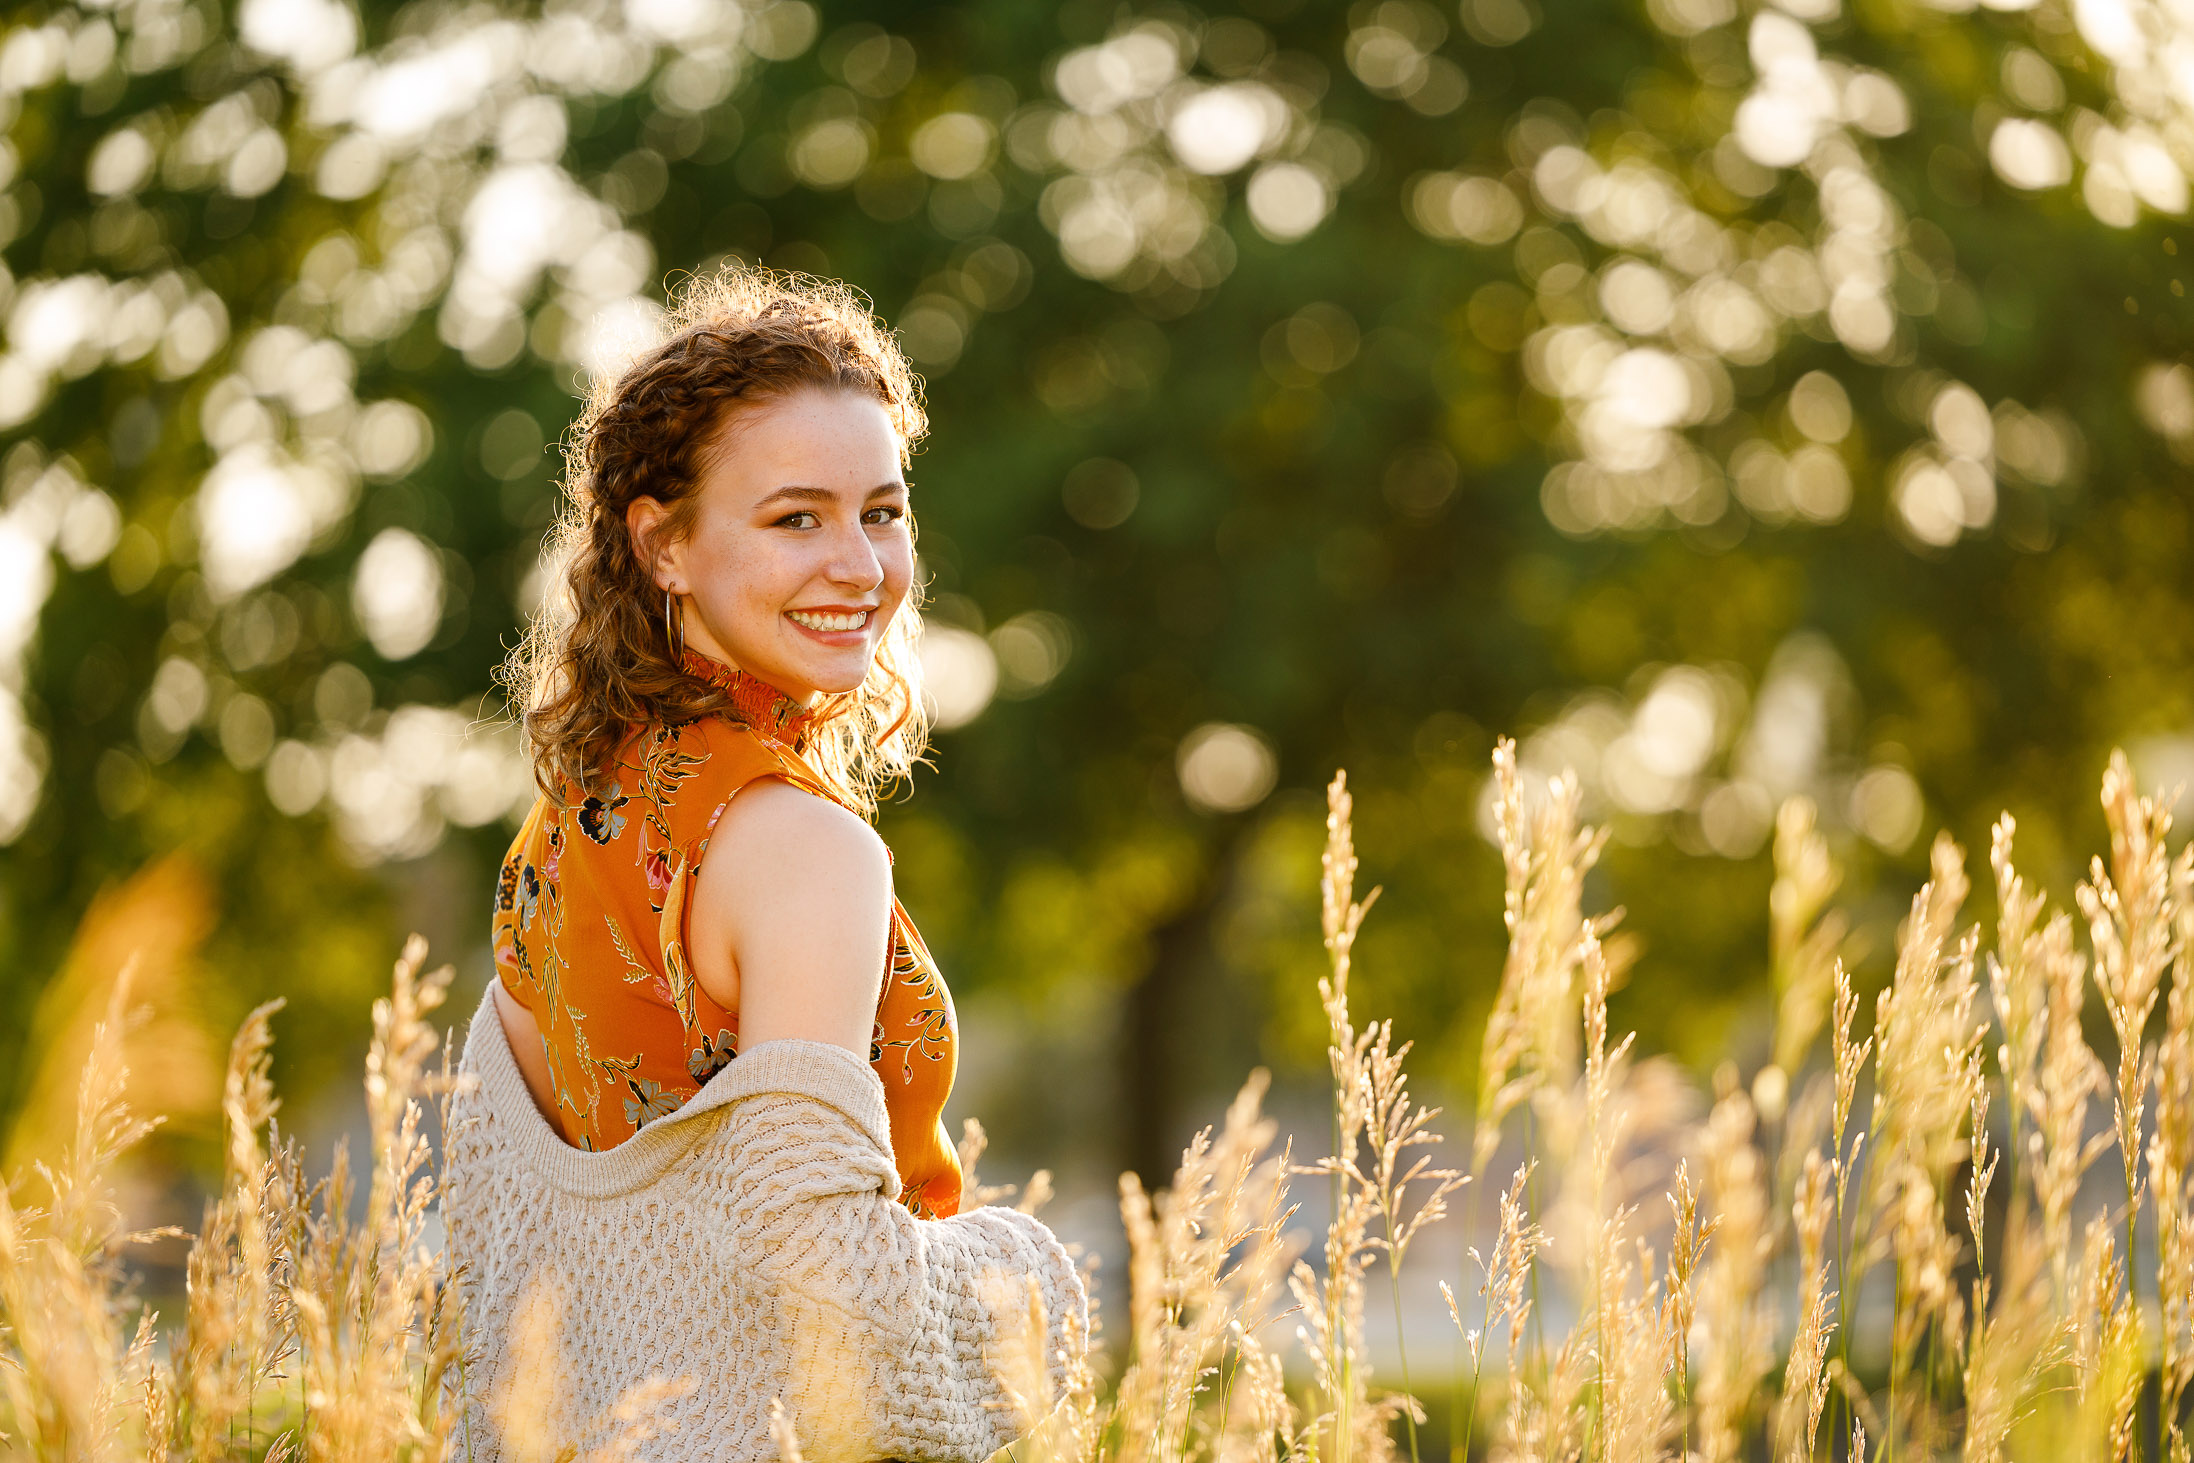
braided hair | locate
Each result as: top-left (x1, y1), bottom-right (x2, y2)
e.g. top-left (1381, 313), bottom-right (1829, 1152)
top-left (502, 267), bottom-right (931, 817)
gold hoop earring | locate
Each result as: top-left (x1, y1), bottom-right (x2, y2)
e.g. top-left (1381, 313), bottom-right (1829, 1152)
top-left (664, 590), bottom-right (685, 661)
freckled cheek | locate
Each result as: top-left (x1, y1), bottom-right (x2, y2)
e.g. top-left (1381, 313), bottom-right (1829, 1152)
top-left (878, 538), bottom-right (916, 608)
top-left (696, 532), bottom-right (799, 615)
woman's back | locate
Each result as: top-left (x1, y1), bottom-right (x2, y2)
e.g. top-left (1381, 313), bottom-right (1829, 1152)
top-left (493, 653), bottom-right (963, 1217)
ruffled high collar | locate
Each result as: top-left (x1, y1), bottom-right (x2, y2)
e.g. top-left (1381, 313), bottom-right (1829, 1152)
top-left (679, 650), bottom-right (816, 749)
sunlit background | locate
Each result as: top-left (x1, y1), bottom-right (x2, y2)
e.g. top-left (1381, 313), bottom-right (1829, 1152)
top-left (2, 0), bottom-right (2192, 1245)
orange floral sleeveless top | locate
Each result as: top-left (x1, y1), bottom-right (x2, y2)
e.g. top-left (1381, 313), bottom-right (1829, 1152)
top-left (491, 654), bottom-right (962, 1218)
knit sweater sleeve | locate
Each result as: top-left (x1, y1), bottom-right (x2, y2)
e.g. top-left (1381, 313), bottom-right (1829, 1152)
top-left (707, 1046), bottom-right (1087, 1463)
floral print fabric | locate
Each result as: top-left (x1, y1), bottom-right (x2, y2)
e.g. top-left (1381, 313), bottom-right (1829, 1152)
top-left (492, 655), bottom-right (962, 1218)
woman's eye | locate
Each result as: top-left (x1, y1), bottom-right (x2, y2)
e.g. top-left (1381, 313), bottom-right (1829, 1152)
top-left (775, 511), bottom-right (819, 529)
top-left (863, 505), bottom-right (906, 526)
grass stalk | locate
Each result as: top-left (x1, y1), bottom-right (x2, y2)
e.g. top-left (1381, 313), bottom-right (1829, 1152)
top-left (3, 745), bottom-right (2187, 1463)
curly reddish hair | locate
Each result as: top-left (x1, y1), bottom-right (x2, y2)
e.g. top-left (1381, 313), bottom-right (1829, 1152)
top-left (502, 267), bottom-right (931, 816)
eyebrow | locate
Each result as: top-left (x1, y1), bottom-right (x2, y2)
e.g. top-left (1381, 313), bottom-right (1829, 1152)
top-left (756, 482), bottom-right (907, 509)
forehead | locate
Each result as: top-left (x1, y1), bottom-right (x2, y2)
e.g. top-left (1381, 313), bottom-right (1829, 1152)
top-left (701, 387), bottom-right (903, 482)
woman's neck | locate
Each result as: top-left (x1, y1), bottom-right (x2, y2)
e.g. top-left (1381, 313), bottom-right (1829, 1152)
top-left (679, 619), bottom-right (821, 710)
top-left (677, 649), bottom-right (820, 748)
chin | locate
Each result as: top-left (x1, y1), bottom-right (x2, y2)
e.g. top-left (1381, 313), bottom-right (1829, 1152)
top-left (791, 655), bottom-right (876, 698)
top-left (810, 670), bottom-right (874, 697)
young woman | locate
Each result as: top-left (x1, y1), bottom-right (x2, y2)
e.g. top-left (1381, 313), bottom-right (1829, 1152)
top-left (443, 270), bottom-right (1085, 1462)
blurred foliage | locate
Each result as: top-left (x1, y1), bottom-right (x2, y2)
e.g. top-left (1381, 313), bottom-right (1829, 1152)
top-left (2, 0), bottom-right (2192, 1171)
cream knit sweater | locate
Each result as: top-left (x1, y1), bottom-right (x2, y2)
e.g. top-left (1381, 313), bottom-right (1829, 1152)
top-left (443, 988), bottom-right (1088, 1463)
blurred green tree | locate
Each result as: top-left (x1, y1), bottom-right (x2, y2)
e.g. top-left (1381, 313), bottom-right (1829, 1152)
top-left (2, 0), bottom-right (2190, 1178)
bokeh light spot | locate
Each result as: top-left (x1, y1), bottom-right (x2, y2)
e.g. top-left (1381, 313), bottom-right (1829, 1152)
top-left (1177, 722), bottom-right (1277, 814)
top-left (352, 527), bottom-right (445, 661)
top-left (920, 625), bottom-right (997, 729)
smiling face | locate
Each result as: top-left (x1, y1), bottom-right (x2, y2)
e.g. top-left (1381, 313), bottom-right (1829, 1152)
top-left (628, 387), bottom-right (913, 707)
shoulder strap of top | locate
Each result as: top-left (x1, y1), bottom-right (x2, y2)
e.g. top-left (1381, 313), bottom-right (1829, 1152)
top-left (639, 715), bottom-right (833, 841)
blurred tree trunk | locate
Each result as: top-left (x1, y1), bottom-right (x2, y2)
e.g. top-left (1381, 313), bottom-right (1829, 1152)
top-left (1119, 830), bottom-right (1246, 1191)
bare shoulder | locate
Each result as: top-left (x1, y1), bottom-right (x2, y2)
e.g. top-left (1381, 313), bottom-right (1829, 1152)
top-left (705, 776), bottom-right (889, 890)
top-left (693, 776), bottom-right (893, 1056)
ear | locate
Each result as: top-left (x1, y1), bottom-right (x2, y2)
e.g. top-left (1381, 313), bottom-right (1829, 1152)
top-left (625, 496), bottom-right (685, 593)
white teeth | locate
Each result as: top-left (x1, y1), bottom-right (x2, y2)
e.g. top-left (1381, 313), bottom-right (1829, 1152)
top-left (788, 609), bottom-right (869, 633)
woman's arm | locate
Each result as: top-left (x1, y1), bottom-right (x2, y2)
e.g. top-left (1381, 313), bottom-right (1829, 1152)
top-left (491, 974), bottom-right (561, 1126)
top-left (687, 780), bottom-right (1086, 1460)
top-left (709, 1043), bottom-right (1087, 1463)
top-left (687, 776), bottom-right (892, 1055)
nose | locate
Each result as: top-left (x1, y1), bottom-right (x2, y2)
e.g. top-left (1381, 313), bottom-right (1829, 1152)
top-left (822, 517), bottom-right (884, 593)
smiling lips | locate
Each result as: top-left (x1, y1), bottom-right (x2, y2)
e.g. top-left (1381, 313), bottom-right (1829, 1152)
top-left (786, 608), bottom-right (871, 633)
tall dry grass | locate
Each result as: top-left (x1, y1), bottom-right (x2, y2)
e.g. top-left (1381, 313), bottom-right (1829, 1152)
top-left (1, 935), bottom-right (462, 1462)
top-left (5, 745), bottom-right (2193, 1461)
